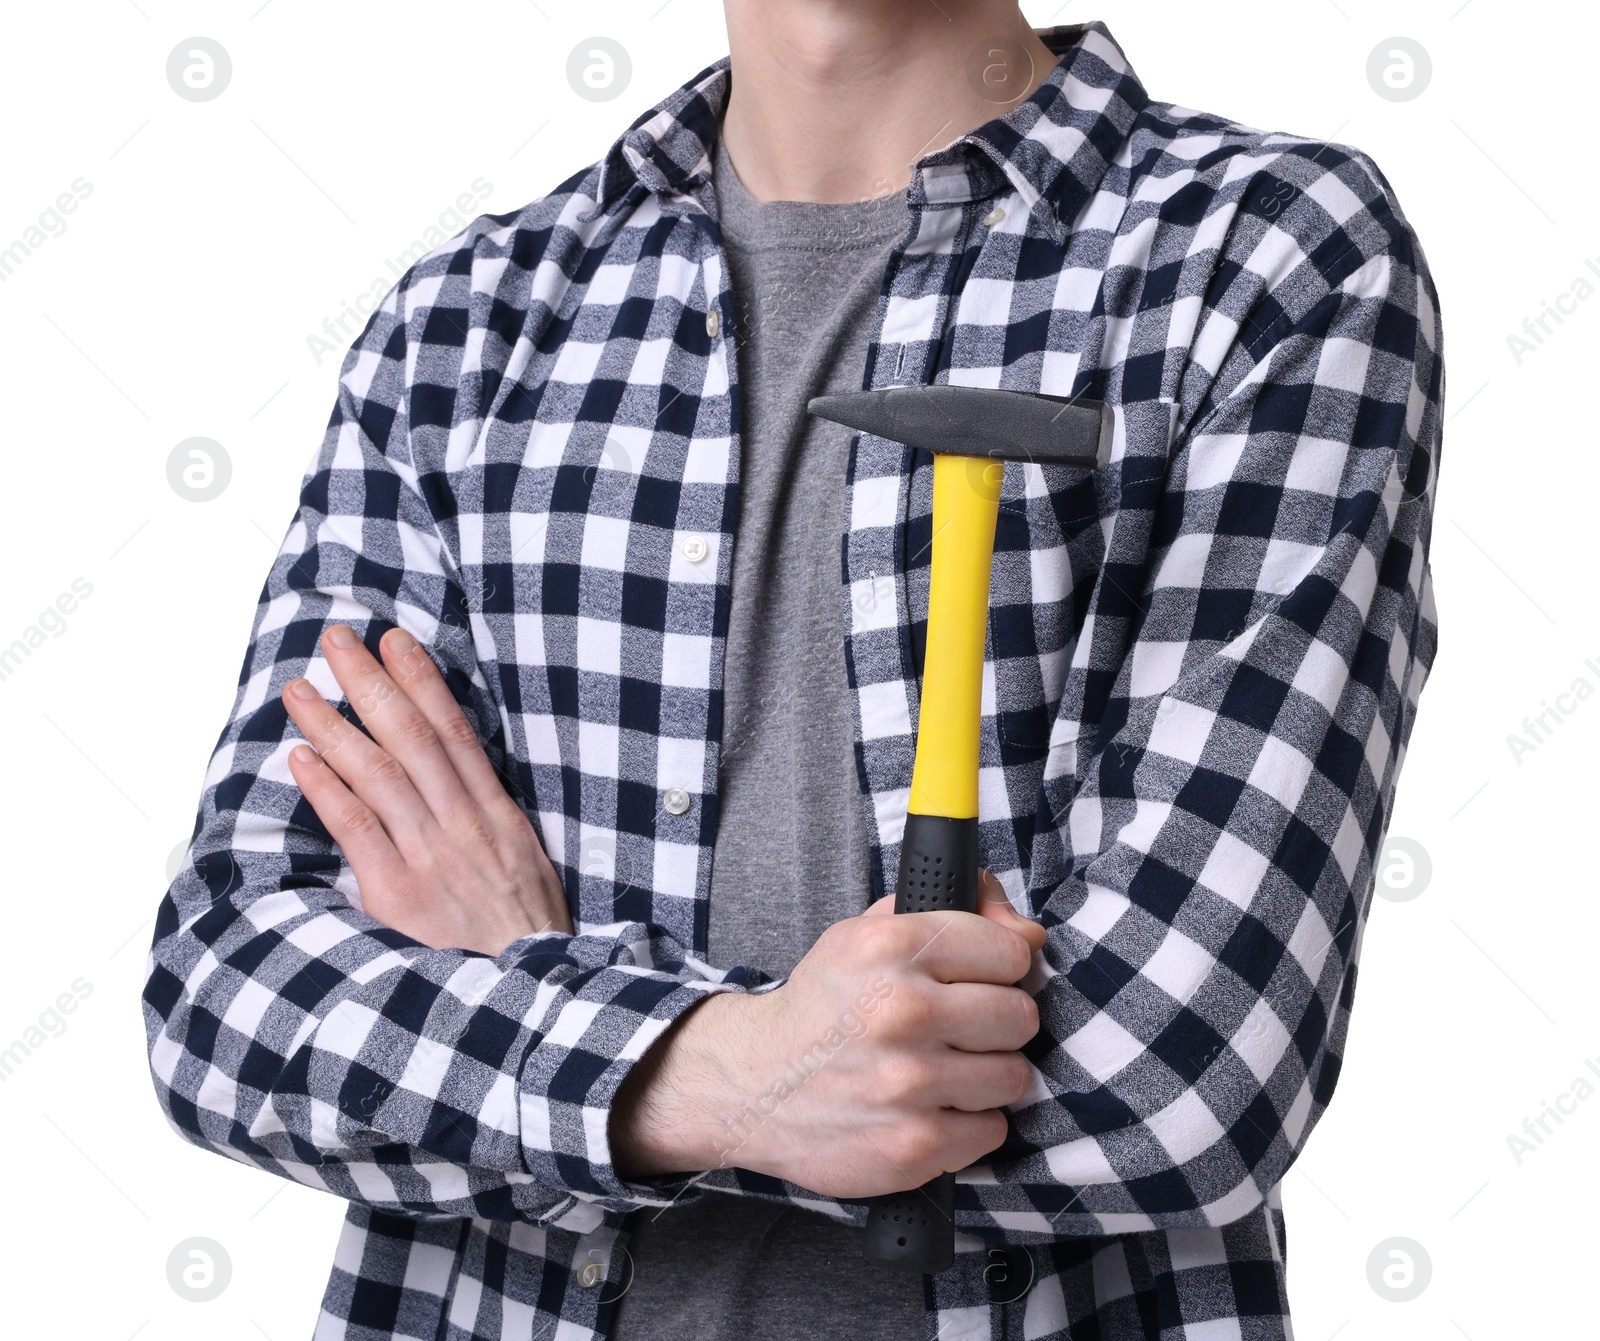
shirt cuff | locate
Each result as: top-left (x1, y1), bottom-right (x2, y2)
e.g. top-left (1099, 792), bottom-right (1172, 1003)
top-left (514, 953), bottom-right (745, 1209)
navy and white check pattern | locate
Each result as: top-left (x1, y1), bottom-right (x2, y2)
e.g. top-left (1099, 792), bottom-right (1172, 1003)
top-left (143, 21), bottom-right (1442, 1339)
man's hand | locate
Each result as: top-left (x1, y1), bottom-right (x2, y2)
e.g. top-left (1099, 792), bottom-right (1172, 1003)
top-left (611, 873), bottom-right (1046, 1199)
top-left (281, 623), bottom-right (573, 954)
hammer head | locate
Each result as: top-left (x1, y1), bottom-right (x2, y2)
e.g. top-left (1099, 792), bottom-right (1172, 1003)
top-left (806, 385), bottom-right (1107, 468)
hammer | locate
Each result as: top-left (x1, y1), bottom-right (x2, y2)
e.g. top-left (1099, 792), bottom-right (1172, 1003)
top-left (807, 384), bottom-right (1106, 1274)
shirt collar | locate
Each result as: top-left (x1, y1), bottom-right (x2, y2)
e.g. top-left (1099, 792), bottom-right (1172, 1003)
top-left (587, 21), bottom-right (1148, 244)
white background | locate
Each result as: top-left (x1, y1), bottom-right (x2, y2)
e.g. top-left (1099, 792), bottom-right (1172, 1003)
top-left (0, 2), bottom-right (1591, 1337)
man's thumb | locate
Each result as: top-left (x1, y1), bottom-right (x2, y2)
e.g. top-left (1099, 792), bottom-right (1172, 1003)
top-left (976, 869), bottom-right (1047, 952)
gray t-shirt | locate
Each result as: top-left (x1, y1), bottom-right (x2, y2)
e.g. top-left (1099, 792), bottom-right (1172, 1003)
top-left (610, 132), bottom-right (924, 1338)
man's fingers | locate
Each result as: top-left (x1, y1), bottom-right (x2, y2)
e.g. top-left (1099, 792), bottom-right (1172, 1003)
top-left (287, 744), bottom-right (408, 888)
top-left (377, 627), bottom-right (511, 813)
top-left (281, 671), bottom-right (435, 836)
top-left (866, 876), bottom-right (1045, 961)
top-left (922, 1049), bottom-right (1034, 1113)
top-left (927, 982), bottom-right (1039, 1054)
top-left (901, 911), bottom-right (1033, 987)
top-left (318, 624), bottom-right (477, 827)
top-left (929, 1109), bottom-right (1012, 1172)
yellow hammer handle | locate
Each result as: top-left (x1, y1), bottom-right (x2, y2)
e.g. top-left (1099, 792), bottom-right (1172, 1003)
top-left (906, 452), bottom-right (1003, 820)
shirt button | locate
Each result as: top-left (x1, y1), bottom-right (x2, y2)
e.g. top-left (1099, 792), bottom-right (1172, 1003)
top-left (577, 1260), bottom-right (605, 1289)
top-left (705, 308), bottom-right (720, 338)
top-left (681, 536), bottom-right (709, 563)
top-left (983, 205), bottom-right (1005, 227)
top-left (663, 787), bottom-right (692, 816)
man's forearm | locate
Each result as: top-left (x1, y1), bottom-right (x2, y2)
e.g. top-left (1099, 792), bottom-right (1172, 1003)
top-left (611, 991), bottom-right (758, 1179)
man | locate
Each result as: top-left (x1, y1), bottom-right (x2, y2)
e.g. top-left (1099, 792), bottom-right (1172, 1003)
top-left (143, 3), bottom-right (1442, 1338)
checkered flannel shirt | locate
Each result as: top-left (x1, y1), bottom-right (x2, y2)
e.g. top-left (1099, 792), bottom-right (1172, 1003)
top-left (143, 20), bottom-right (1442, 1340)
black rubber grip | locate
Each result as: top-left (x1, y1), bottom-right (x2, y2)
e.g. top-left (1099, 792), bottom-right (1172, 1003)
top-left (863, 1171), bottom-right (956, 1274)
top-left (892, 812), bottom-right (980, 916)
top-left (863, 814), bottom-right (980, 1274)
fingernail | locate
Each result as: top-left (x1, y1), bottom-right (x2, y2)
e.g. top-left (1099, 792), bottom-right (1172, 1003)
top-left (290, 744), bottom-right (317, 765)
top-left (288, 678), bottom-right (318, 700)
top-left (325, 624), bottom-right (358, 649)
top-left (387, 628), bottom-right (417, 655)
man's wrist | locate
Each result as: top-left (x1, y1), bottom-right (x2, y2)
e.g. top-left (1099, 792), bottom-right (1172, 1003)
top-left (609, 989), bottom-right (759, 1181)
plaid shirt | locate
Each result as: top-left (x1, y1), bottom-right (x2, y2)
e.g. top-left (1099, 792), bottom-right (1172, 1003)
top-left (143, 20), bottom-right (1442, 1340)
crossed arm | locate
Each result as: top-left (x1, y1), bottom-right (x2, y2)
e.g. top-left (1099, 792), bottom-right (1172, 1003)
top-left (280, 619), bottom-right (1046, 1199)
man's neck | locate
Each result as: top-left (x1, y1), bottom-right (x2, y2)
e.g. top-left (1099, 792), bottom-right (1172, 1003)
top-left (719, 0), bottom-right (1060, 203)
